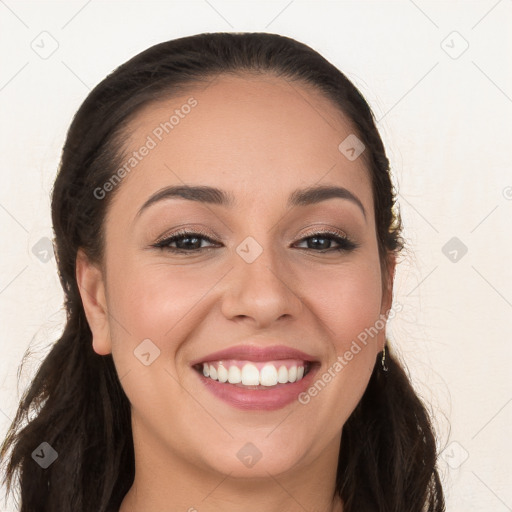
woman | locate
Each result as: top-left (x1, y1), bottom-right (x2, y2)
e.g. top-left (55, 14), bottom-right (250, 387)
top-left (0, 32), bottom-right (445, 512)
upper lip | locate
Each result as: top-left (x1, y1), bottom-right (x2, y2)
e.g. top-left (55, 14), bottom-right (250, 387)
top-left (190, 344), bottom-right (318, 366)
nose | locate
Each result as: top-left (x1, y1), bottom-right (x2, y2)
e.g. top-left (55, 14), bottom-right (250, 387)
top-left (220, 238), bottom-right (304, 329)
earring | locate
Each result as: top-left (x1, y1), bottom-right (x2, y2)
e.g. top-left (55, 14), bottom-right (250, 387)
top-left (381, 344), bottom-right (389, 372)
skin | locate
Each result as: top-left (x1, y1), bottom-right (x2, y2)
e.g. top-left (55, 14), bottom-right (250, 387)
top-left (76, 74), bottom-right (395, 512)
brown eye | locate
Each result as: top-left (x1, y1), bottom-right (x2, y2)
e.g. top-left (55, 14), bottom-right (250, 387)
top-left (151, 229), bottom-right (358, 254)
top-left (294, 231), bottom-right (357, 252)
top-left (152, 230), bottom-right (219, 252)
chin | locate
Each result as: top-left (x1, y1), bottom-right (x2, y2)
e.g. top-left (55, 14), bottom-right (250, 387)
top-left (196, 436), bottom-right (308, 479)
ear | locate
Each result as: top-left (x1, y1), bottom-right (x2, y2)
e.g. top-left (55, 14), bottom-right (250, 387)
top-left (379, 251), bottom-right (397, 350)
top-left (381, 251), bottom-right (396, 314)
top-left (76, 248), bottom-right (112, 355)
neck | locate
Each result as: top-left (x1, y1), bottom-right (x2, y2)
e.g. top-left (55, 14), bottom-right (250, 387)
top-left (119, 421), bottom-right (343, 512)
top-left (120, 479), bottom-right (343, 512)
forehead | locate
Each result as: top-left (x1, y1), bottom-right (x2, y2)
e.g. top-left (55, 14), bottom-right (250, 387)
top-left (109, 74), bottom-right (373, 216)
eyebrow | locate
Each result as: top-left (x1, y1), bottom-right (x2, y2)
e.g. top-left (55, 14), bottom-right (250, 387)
top-left (135, 184), bottom-right (366, 220)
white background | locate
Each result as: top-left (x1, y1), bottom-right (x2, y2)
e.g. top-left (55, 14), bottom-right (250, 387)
top-left (0, 1), bottom-right (511, 510)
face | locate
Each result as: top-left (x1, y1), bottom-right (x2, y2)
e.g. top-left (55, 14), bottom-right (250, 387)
top-left (77, 74), bottom-right (394, 480)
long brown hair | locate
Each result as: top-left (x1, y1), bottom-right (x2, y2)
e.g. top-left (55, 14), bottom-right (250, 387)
top-left (1, 32), bottom-right (445, 512)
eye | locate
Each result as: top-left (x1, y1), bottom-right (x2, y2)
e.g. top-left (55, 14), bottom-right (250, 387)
top-left (294, 230), bottom-right (358, 252)
top-left (152, 228), bottom-right (358, 254)
top-left (152, 229), bottom-right (220, 252)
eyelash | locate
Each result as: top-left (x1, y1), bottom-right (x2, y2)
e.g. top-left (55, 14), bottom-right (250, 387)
top-left (151, 228), bottom-right (358, 254)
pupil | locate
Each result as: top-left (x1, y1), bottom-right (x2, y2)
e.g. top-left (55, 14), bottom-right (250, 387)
top-left (310, 236), bottom-right (329, 250)
top-left (179, 236), bottom-right (199, 249)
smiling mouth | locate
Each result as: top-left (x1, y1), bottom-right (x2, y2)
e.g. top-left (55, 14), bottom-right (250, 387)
top-left (192, 359), bottom-right (316, 389)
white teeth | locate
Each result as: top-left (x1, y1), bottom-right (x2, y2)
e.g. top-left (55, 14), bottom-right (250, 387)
top-left (241, 363), bottom-right (260, 385)
top-left (277, 365), bottom-right (288, 383)
top-left (200, 361), bottom-right (307, 387)
top-left (260, 364), bottom-right (278, 386)
top-left (217, 363), bottom-right (228, 383)
top-left (228, 365), bottom-right (242, 384)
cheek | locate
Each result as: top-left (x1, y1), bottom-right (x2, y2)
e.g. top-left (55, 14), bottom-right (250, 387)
top-left (297, 268), bottom-right (383, 418)
top-left (103, 262), bottom-right (213, 413)
top-left (107, 248), bottom-right (383, 350)
top-left (104, 248), bottom-right (384, 444)
top-left (106, 259), bottom-right (221, 352)
top-left (298, 255), bottom-right (383, 405)
top-left (302, 257), bottom-right (383, 344)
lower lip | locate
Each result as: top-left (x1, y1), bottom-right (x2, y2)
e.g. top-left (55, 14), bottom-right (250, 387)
top-left (194, 364), bottom-right (320, 411)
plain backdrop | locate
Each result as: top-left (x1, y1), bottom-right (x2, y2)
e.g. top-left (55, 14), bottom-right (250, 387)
top-left (0, 1), bottom-right (511, 511)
